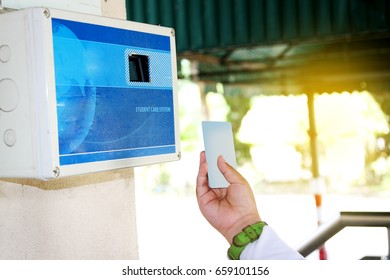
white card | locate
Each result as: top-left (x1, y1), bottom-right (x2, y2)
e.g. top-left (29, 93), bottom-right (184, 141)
top-left (202, 121), bottom-right (237, 188)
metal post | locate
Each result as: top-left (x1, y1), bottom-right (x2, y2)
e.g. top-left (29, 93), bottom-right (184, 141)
top-left (298, 212), bottom-right (390, 258)
top-left (307, 92), bottom-right (319, 178)
top-left (307, 92), bottom-right (327, 260)
top-left (387, 226), bottom-right (390, 260)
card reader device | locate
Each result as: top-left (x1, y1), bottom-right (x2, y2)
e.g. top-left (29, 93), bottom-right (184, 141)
top-left (0, 7), bottom-right (180, 180)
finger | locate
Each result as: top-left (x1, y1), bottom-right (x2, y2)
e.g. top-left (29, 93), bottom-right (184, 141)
top-left (197, 151), bottom-right (207, 175)
top-left (196, 151), bottom-right (210, 197)
top-left (217, 155), bottom-right (248, 185)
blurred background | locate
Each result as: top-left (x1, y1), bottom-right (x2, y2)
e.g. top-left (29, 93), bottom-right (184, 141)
top-left (126, 0), bottom-right (390, 260)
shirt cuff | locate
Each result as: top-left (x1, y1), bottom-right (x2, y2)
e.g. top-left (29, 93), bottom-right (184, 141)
top-left (240, 226), bottom-right (305, 260)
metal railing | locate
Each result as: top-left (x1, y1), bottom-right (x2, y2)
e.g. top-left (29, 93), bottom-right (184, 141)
top-left (298, 211), bottom-right (390, 259)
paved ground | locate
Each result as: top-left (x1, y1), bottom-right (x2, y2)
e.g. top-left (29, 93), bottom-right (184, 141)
top-left (135, 188), bottom-right (390, 261)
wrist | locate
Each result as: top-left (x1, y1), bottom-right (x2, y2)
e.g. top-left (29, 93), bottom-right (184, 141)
top-left (225, 215), bottom-right (261, 244)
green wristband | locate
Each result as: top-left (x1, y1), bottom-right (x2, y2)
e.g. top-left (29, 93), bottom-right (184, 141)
top-left (227, 221), bottom-right (267, 260)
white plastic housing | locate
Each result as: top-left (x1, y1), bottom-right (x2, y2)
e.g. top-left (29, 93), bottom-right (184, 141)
top-left (0, 7), bottom-right (180, 180)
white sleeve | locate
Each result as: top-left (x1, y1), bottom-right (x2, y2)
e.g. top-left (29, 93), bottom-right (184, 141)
top-left (239, 226), bottom-right (304, 260)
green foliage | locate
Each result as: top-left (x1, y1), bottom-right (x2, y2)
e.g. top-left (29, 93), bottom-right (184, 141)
top-left (370, 93), bottom-right (390, 158)
top-left (224, 91), bottom-right (252, 165)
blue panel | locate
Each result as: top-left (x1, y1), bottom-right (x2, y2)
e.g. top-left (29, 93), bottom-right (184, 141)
top-left (52, 18), bottom-right (170, 51)
top-left (51, 18), bottom-right (176, 166)
top-left (60, 145), bottom-right (176, 165)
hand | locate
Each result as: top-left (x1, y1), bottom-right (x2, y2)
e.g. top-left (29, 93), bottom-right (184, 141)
top-left (196, 151), bottom-right (261, 244)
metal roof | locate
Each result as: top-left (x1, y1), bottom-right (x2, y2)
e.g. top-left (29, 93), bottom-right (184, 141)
top-left (126, 0), bottom-right (390, 94)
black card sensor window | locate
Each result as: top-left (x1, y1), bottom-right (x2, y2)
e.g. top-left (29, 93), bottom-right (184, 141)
top-left (128, 54), bottom-right (150, 82)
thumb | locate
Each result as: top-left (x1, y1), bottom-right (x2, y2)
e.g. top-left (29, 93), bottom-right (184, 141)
top-left (217, 155), bottom-right (247, 185)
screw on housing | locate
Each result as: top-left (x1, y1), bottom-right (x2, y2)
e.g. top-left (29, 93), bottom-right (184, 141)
top-left (43, 8), bottom-right (50, 18)
top-left (53, 166), bottom-right (60, 177)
